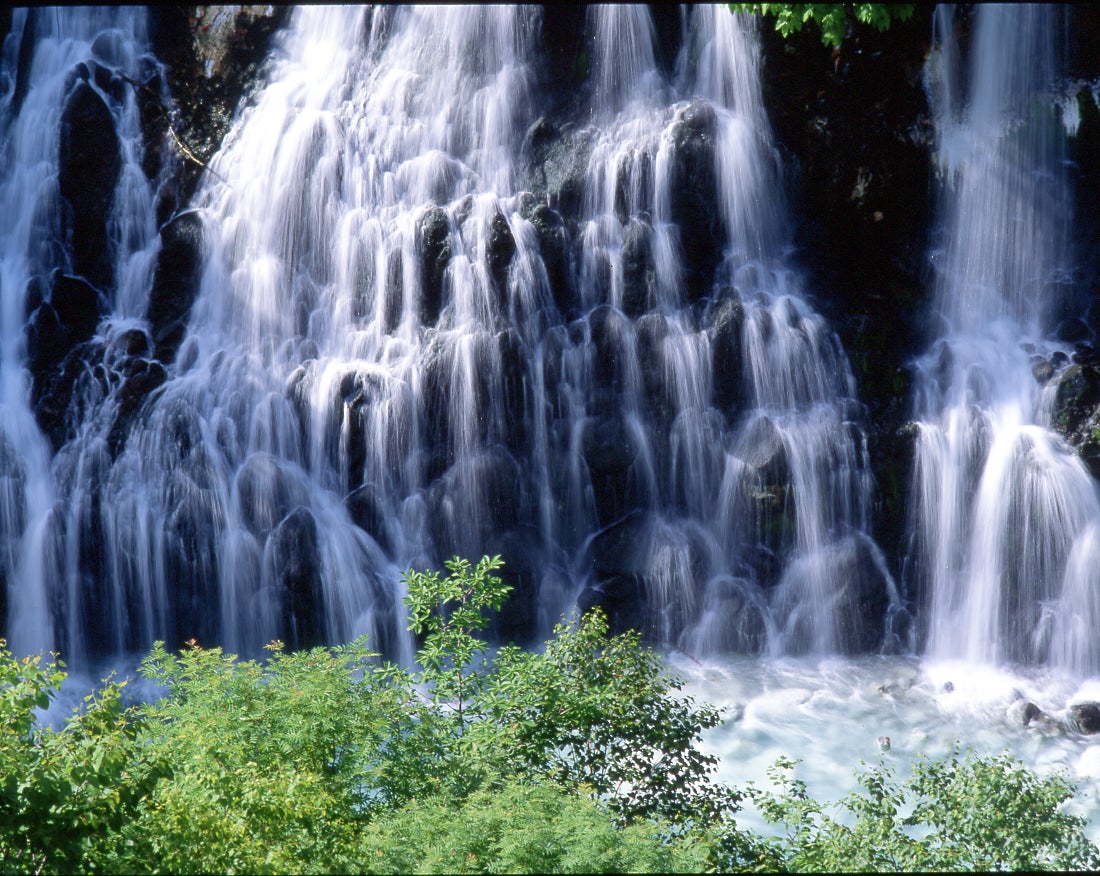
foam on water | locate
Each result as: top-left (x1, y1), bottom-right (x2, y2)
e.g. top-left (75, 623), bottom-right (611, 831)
top-left (674, 653), bottom-right (1100, 839)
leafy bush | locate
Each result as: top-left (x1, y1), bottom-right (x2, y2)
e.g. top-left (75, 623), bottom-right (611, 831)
top-left (95, 638), bottom-right (402, 874)
top-left (358, 779), bottom-right (711, 874)
top-left (746, 749), bottom-right (1100, 872)
top-left (0, 641), bottom-right (148, 874)
top-left (3, 558), bottom-right (1100, 873)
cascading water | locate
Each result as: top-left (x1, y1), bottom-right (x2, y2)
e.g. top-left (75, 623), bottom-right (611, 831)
top-left (0, 8), bottom-right (160, 657)
top-left (909, 3), bottom-right (1100, 673)
top-left (1, 4), bottom-right (894, 666)
top-left (11, 5), bottom-right (1100, 840)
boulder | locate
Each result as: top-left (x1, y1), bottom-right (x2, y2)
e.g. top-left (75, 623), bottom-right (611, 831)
top-left (688, 576), bottom-right (768, 654)
top-left (107, 358), bottom-right (168, 456)
top-left (234, 453), bottom-right (308, 539)
top-left (1072, 701), bottom-right (1100, 735)
top-left (665, 99), bottom-right (725, 294)
top-left (268, 506), bottom-right (324, 649)
top-left (1052, 363), bottom-right (1100, 437)
top-left (582, 415), bottom-right (643, 526)
top-left (518, 196), bottom-right (573, 317)
top-left (620, 218), bottom-right (656, 317)
top-left (709, 292), bottom-right (744, 415)
top-left (58, 81), bottom-right (121, 289)
top-left (485, 207), bottom-right (516, 296)
top-left (485, 526), bottom-right (544, 643)
top-left (1007, 699), bottom-right (1044, 727)
top-left (577, 573), bottom-right (646, 637)
top-left (417, 205), bottom-right (450, 325)
top-left (147, 210), bottom-right (205, 363)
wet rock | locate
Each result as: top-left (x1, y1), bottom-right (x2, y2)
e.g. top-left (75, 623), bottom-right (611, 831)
top-left (235, 454), bottom-right (308, 539)
top-left (583, 415), bottom-right (642, 526)
top-left (486, 207), bottom-right (516, 296)
top-left (134, 58), bottom-right (171, 182)
top-left (621, 218), bottom-right (655, 317)
top-left (578, 574), bottom-right (646, 637)
top-left (58, 81), bottom-right (121, 288)
top-left (539, 124), bottom-right (598, 224)
top-left (345, 484), bottom-right (393, 554)
top-left (589, 510), bottom-right (648, 579)
top-left (149, 5), bottom-right (291, 216)
top-left (1008, 699), bottom-right (1044, 727)
top-left (1075, 343), bottom-right (1100, 368)
top-left (107, 358), bottom-right (168, 456)
top-left (666, 99), bottom-right (724, 296)
top-left (1052, 363), bottom-right (1100, 436)
top-left (50, 272), bottom-right (104, 343)
top-left (268, 506), bottom-right (324, 649)
top-left (519, 197), bottom-right (573, 317)
top-left (710, 292), bottom-right (744, 415)
top-left (26, 273), bottom-right (108, 448)
top-left (417, 205), bottom-right (450, 325)
top-left (164, 473), bottom-right (222, 646)
top-left (1031, 356), bottom-right (1055, 385)
top-left (636, 312), bottom-right (671, 423)
top-left (384, 247), bottom-right (404, 333)
top-left (486, 526), bottom-right (544, 643)
top-left (147, 210), bottom-right (205, 363)
top-left (588, 304), bottom-right (633, 398)
top-left (537, 5), bottom-right (588, 112)
top-left (774, 534), bottom-right (894, 655)
top-left (1072, 702), bottom-right (1100, 735)
top-left (1057, 317), bottom-right (1092, 344)
top-left (428, 446), bottom-right (525, 560)
top-left (498, 328), bottom-right (528, 454)
top-left (690, 577), bottom-right (768, 654)
top-left (584, 515), bottom-right (710, 642)
top-left (10, 7), bottom-right (38, 117)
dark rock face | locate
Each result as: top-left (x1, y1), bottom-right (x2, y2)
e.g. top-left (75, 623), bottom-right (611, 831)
top-left (58, 80), bottom-right (121, 289)
top-left (417, 206), bottom-right (451, 325)
top-left (10, 7), bottom-right (37, 117)
top-left (486, 525), bottom-right (544, 643)
top-left (581, 512), bottom-right (711, 641)
top-left (25, 273), bottom-right (107, 449)
top-left (147, 210), bottom-right (205, 363)
top-left (1050, 359), bottom-right (1100, 479)
top-left (665, 99), bottom-right (725, 297)
top-left (753, 11), bottom-right (936, 585)
top-left (709, 292), bottom-right (744, 416)
top-left (148, 5), bottom-right (291, 217)
top-left (268, 506), bottom-right (325, 649)
top-left (621, 219), bottom-right (656, 317)
top-left (519, 196), bottom-right (573, 316)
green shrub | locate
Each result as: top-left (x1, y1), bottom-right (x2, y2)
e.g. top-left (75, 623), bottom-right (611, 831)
top-left (745, 748), bottom-right (1100, 872)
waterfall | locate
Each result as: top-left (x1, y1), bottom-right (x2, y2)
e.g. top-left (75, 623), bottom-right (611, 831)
top-left (910, 3), bottom-right (1100, 673)
top-left (1, 5), bottom-right (894, 665)
top-left (0, 8), bottom-right (159, 656)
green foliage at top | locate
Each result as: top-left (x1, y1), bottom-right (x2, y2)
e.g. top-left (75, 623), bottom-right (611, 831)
top-left (731, 4), bottom-right (915, 48)
top-left (3, 557), bottom-right (1100, 873)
